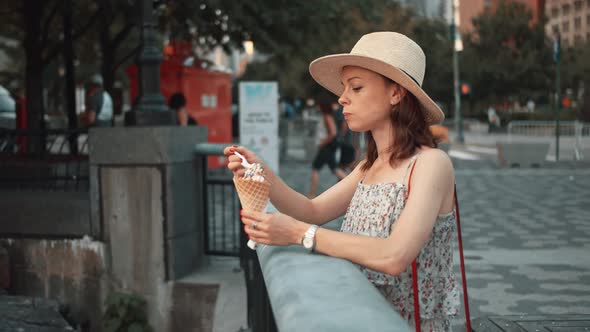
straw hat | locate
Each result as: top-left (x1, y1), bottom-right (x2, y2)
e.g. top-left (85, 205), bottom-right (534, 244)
top-left (309, 31), bottom-right (444, 125)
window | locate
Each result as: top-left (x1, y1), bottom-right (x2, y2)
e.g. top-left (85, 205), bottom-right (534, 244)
top-left (551, 7), bottom-right (559, 17)
top-left (562, 37), bottom-right (569, 47)
top-left (574, 34), bottom-right (582, 45)
top-left (587, 14), bottom-right (590, 24)
top-left (575, 17), bottom-right (582, 29)
top-left (562, 4), bottom-right (571, 15)
top-left (562, 21), bottom-right (570, 32)
top-left (574, 0), bottom-right (582, 10)
top-left (552, 24), bottom-right (559, 33)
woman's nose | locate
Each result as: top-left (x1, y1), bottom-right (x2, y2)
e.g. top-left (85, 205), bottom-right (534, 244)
top-left (338, 93), bottom-right (349, 106)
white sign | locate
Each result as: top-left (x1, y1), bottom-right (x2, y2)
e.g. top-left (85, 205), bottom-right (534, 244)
top-left (239, 82), bottom-right (279, 174)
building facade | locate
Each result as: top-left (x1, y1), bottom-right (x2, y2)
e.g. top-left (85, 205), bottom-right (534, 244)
top-left (545, 0), bottom-right (590, 47)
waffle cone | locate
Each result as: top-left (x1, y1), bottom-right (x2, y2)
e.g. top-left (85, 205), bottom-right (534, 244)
top-left (233, 177), bottom-right (270, 212)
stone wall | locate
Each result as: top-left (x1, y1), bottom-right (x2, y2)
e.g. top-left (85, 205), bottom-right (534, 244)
top-left (0, 236), bottom-right (107, 331)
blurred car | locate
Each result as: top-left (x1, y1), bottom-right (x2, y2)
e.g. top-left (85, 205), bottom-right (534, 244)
top-left (0, 85), bottom-right (16, 129)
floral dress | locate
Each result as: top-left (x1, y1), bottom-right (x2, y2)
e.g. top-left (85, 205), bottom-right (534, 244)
top-left (340, 156), bottom-right (461, 331)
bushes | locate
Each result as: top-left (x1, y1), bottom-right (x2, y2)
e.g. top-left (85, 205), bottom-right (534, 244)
top-left (103, 292), bottom-right (153, 332)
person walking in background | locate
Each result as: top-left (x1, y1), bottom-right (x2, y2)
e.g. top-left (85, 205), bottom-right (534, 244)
top-left (81, 74), bottom-right (113, 127)
top-left (307, 102), bottom-right (347, 198)
top-left (225, 32), bottom-right (461, 331)
top-left (333, 101), bottom-right (358, 173)
top-left (169, 92), bottom-right (197, 126)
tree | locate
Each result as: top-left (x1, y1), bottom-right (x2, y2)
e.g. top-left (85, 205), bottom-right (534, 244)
top-left (461, 1), bottom-right (553, 108)
top-left (237, 0), bottom-right (453, 108)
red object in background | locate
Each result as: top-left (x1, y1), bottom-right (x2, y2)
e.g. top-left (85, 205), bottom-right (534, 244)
top-left (15, 95), bottom-right (27, 153)
top-left (562, 97), bottom-right (571, 108)
top-left (127, 41), bottom-right (233, 169)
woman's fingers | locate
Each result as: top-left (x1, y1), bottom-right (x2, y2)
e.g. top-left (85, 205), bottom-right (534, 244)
top-left (240, 215), bottom-right (266, 230)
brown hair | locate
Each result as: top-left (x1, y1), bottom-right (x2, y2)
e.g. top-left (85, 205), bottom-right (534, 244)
top-left (360, 80), bottom-right (437, 172)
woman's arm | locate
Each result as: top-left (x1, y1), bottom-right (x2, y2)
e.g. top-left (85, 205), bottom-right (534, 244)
top-left (242, 149), bottom-right (455, 276)
top-left (266, 161), bottom-right (363, 224)
top-left (225, 146), bottom-right (364, 225)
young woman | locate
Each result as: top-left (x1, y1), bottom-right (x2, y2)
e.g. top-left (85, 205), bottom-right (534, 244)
top-left (224, 32), bottom-right (460, 331)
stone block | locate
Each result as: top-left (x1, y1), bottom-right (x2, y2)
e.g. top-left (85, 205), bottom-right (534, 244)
top-left (496, 142), bottom-right (550, 168)
top-left (166, 233), bottom-right (201, 280)
top-left (165, 161), bottom-right (199, 237)
top-left (168, 282), bottom-right (218, 332)
top-left (89, 126), bottom-right (206, 165)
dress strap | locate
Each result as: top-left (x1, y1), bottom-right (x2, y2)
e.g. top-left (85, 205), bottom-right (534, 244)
top-left (403, 155), bottom-right (419, 200)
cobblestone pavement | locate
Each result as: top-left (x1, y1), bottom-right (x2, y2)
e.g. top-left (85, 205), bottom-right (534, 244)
top-left (456, 168), bottom-right (590, 319)
top-left (277, 154), bottom-right (590, 321)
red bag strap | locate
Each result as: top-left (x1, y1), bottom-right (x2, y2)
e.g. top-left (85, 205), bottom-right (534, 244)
top-left (405, 160), bottom-right (471, 331)
top-left (454, 184), bottom-right (472, 331)
top-left (406, 159), bottom-right (421, 331)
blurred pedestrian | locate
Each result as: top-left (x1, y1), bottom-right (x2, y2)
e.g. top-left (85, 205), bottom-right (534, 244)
top-left (81, 74), bottom-right (113, 127)
top-left (307, 102), bottom-right (346, 198)
top-left (333, 101), bottom-right (357, 173)
top-left (169, 92), bottom-right (197, 126)
top-left (487, 106), bottom-right (500, 133)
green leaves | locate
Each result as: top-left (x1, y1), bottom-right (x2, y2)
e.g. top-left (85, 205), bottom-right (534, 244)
top-left (103, 292), bottom-right (153, 332)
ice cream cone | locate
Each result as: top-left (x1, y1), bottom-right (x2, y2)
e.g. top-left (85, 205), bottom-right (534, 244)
top-left (233, 177), bottom-right (270, 212)
top-left (233, 176), bottom-right (270, 250)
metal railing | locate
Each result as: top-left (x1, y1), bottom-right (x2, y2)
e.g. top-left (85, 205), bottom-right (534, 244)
top-left (507, 120), bottom-right (589, 137)
top-left (507, 121), bottom-right (589, 160)
top-left (0, 129), bottom-right (89, 191)
top-left (194, 143), bottom-right (242, 256)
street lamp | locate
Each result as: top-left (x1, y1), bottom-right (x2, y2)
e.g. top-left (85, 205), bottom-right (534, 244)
top-left (452, 0), bottom-right (464, 143)
top-left (125, 0), bottom-right (176, 126)
top-left (553, 31), bottom-right (561, 160)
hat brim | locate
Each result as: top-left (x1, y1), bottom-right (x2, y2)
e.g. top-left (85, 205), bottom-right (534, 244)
top-left (309, 54), bottom-right (444, 125)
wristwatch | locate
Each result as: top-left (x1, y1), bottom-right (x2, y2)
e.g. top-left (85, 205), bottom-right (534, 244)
top-left (301, 225), bottom-right (319, 252)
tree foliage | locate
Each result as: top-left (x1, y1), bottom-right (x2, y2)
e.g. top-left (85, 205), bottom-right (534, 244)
top-left (239, 0), bottom-right (453, 111)
top-left (461, 1), bottom-right (553, 104)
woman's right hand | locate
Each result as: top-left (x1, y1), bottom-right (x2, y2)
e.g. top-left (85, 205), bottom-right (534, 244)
top-left (223, 145), bottom-right (264, 178)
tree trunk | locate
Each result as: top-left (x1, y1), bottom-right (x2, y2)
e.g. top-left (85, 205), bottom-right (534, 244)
top-left (63, 0), bottom-right (78, 154)
top-left (23, 0), bottom-right (45, 154)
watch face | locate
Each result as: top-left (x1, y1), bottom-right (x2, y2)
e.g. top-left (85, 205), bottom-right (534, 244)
top-left (303, 237), bottom-right (313, 249)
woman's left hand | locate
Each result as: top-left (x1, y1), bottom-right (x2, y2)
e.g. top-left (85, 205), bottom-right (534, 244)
top-left (240, 210), bottom-right (307, 246)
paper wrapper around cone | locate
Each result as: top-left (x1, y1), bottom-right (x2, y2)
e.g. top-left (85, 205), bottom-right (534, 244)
top-left (233, 177), bottom-right (270, 249)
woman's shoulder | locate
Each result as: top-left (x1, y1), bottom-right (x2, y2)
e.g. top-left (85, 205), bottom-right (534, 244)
top-left (416, 147), bottom-right (454, 174)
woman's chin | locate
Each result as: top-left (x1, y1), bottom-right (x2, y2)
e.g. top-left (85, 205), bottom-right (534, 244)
top-left (347, 122), bottom-right (366, 132)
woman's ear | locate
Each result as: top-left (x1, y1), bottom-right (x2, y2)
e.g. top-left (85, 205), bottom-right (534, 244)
top-left (389, 84), bottom-right (407, 106)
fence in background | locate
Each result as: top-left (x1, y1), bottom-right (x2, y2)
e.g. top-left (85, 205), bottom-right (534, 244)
top-left (0, 129), bottom-right (89, 191)
top-left (507, 121), bottom-right (589, 160)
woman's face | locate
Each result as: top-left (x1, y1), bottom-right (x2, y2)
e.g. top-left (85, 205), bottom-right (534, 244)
top-left (338, 66), bottom-right (402, 132)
